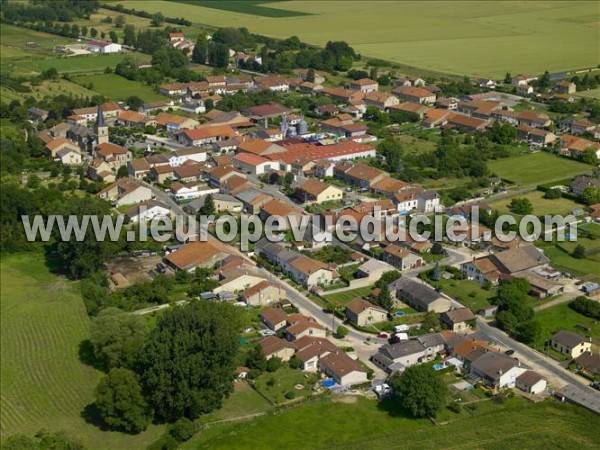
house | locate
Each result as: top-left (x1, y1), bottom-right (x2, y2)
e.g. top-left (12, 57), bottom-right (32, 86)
top-left (570, 119), bottom-right (595, 135)
top-left (388, 102), bottom-right (428, 119)
top-left (297, 69), bottom-right (325, 85)
top-left (155, 112), bottom-right (199, 131)
top-left (261, 308), bottom-right (288, 331)
top-left (73, 102), bottom-right (121, 121)
top-left (171, 147), bottom-right (209, 165)
top-left (292, 336), bottom-right (338, 371)
top-left (517, 111), bottom-right (551, 128)
top-left (350, 78), bottom-right (378, 93)
top-left (94, 142), bottom-right (132, 171)
top-left (158, 83), bottom-right (189, 97)
top-left (515, 370), bottom-right (547, 395)
top-left (364, 91), bottom-right (399, 110)
top-left (254, 76), bottom-right (289, 92)
top-left (28, 107), bottom-right (49, 122)
top-left (188, 193), bottom-right (242, 214)
top-left (235, 189), bottom-right (273, 214)
top-left (164, 240), bottom-right (230, 272)
top-left (97, 178), bottom-right (153, 207)
top-left (149, 165), bottom-right (173, 184)
top-left (447, 114), bottom-right (489, 133)
top-left (392, 86), bottom-right (436, 104)
top-left (259, 336), bottom-right (295, 361)
top-left (295, 179), bottom-right (343, 204)
top-left (124, 200), bottom-right (170, 223)
top-left (240, 281), bottom-right (283, 306)
top-left (87, 40), bottom-right (121, 53)
top-left (341, 163), bottom-right (386, 189)
top-left (573, 352), bottom-right (600, 377)
top-left (45, 138), bottom-right (80, 159)
top-left (117, 110), bottom-right (156, 128)
top-left (232, 152), bottom-right (275, 176)
top-left (172, 163), bottom-right (203, 182)
top-left (87, 158), bottom-right (115, 183)
top-left (390, 277), bottom-right (451, 313)
top-left (318, 351), bottom-right (368, 387)
top-left (283, 255), bottom-right (334, 288)
top-left (551, 330), bottom-right (592, 358)
top-left (55, 146), bottom-right (82, 165)
top-left (517, 125), bottom-right (556, 147)
top-left (511, 74), bottom-right (537, 86)
top-left (561, 136), bottom-right (600, 160)
top-left (175, 125), bottom-right (238, 147)
top-left (555, 81), bottom-right (576, 94)
top-left (461, 257), bottom-right (502, 285)
top-left (470, 352), bottom-right (522, 389)
top-left (345, 298), bottom-right (388, 326)
top-left (478, 78), bottom-right (497, 89)
top-left (441, 308), bottom-right (476, 333)
top-left (285, 314), bottom-right (326, 340)
top-left (382, 244), bottom-right (424, 271)
top-left (259, 199), bottom-right (306, 231)
top-left (416, 191), bottom-right (441, 213)
top-left (517, 84), bottom-right (534, 96)
top-left (371, 340), bottom-right (428, 373)
top-left (356, 258), bottom-right (395, 281)
top-left (171, 182), bottom-right (213, 201)
top-left (237, 139), bottom-right (287, 157)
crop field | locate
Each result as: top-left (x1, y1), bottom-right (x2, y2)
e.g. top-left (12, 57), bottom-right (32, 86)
top-left (0, 254), bottom-right (165, 449)
top-left (488, 152), bottom-right (591, 186)
top-left (182, 396), bottom-right (599, 449)
top-left (71, 73), bottom-right (167, 101)
top-left (117, 0), bottom-right (600, 77)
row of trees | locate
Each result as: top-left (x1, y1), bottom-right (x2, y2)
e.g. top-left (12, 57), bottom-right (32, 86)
top-left (569, 296), bottom-right (600, 320)
top-left (2, 0), bottom-right (99, 23)
top-left (90, 302), bottom-right (244, 432)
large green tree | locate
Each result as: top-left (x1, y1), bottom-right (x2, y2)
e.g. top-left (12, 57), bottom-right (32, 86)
top-left (90, 307), bottom-right (149, 370)
top-left (138, 302), bottom-right (243, 422)
top-left (95, 368), bottom-right (152, 433)
top-left (389, 365), bottom-right (447, 418)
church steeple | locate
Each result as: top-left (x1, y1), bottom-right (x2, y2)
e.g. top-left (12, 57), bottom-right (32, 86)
top-left (94, 102), bottom-right (109, 145)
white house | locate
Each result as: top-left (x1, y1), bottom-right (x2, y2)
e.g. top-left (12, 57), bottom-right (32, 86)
top-left (87, 40), bottom-right (121, 54)
top-left (416, 191), bottom-right (441, 213)
top-left (55, 147), bottom-right (82, 165)
top-left (124, 200), bottom-right (170, 223)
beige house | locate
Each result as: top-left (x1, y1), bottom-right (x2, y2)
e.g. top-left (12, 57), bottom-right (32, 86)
top-left (441, 308), bottom-right (476, 333)
top-left (97, 178), bottom-right (153, 207)
top-left (259, 336), bottom-right (295, 361)
top-left (240, 281), bottom-right (283, 306)
top-left (284, 255), bottom-right (334, 288)
top-left (318, 351), bottom-right (368, 387)
top-left (551, 330), bottom-right (592, 359)
top-left (382, 244), bottom-right (424, 271)
top-left (345, 298), bottom-right (388, 326)
top-left (295, 179), bottom-right (343, 204)
top-left (285, 314), bottom-right (327, 340)
top-left (213, 274), bottom-right (266, 295)
top-left (261, 308), bottom-right (288, 331)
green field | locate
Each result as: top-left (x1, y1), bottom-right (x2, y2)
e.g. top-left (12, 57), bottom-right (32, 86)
top-left (488, 190), bottom-right (583, 216)
top-left (488, 152), bottom-right (591, 186)
top-left (323, 286), bottom-right (373, 306)
top-left (574, 87), bottom-right (600, 99)
top-left (0, 254), bottom-right (165, 448)
top-left (0, 79), bottom-right (97, 103)
top-left (534, 302), bottom-right (600, 348)
top-left (8, 53), bottom-right (150, 76)
top-left (435, 278), bottom-right (493, 312)
top-left (0, 24), bottom-right (73, 62)
top-left (72, 73), bottom-right (166, 101)
top-left (181, 396), bottom-right (599, 450)
top-left (117, 0), bottom-right (600, 77)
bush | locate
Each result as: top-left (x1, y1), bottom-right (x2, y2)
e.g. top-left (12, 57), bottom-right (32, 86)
top-left (288, 355), bottom-right (302, 369)
top-left (266, 356), bottom-right (282, 373)
top-left (285, 390), bottom-right (296, 400)
top-left (169, 417), bottom-right (196, 442)
top-left (336, 325), bottom-right (349, 338)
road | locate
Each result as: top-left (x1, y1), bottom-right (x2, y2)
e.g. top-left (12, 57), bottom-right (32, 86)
top-left (476, 318), bottom-right (600, 398)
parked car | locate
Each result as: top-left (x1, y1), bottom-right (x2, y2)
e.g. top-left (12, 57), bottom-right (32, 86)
top-left (504, 349), bottom-right (515, 356)
top-left (591, 382), bottom-right (600, 391)
top-left (378, 332), bottom-right (390, 339)
top-left (156, 263), bottom-right (166, 274)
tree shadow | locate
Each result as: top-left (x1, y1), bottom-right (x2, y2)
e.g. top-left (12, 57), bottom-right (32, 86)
top-left (78, 339), bottom-right (105, 371)
top-left (376, 397), bottom-right (413, 419)
top-left (81, 403), bottom-right (109, 430)
top-left (43, 243), bottom-right (66, 276)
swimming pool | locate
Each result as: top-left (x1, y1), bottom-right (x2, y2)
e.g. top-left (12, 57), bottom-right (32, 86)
top-left (433, 364), bottom-right (445, 371)
top-left (395, 311), bottom-right (405, 317)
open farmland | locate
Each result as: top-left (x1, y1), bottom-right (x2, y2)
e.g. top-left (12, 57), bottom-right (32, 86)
top-left (488, 152), bottom-right (591, 186)
top-left (0, 24), bottom-right (74, 64)
top-left (71, 73), bottom-right (167, 101)
top-left (117, 0), bottom-right (600, 77)
top-left (0, 254), bottom-right (165, 448)
top-left (182, 396), bottom-right (599, 450)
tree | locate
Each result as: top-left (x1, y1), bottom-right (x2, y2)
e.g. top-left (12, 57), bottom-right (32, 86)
top-left (581, 187), bottom-right (600, 205)
top-left (266, 356), bottom-right (282, 372)
top-left (109, 31), bottom-right (119, 44)
top-left (115, 14), bottom-right (126, 28)
top-left (509, 197), bottom-right (533, 215)
top-left (81, 25), bottom-right (88, 36)
top-left (199, 194), bottom-right (215, 216)
top-left (126, 95), bottom-right (144, 111)
top-left (71, 24), bottom-right (80, 37)
top-left (572, 244), bottom-right (586, 259)
top-left (95, 368), bottom-right (152, 433)
top-left (90, 307), bottom-right (149, 370)
top-left (377, 285), bottom-right (394, 312)
top-left (581, 148), bottom-right (598, 165)
top-left (170, 417), bottom-right (196, 442)
top-left (423, 311), bottom-right (440, 331)
top-left (123, 24), bottom-right (136, 46)
top-left (389, 365), bottom-right (447, 418)
top-left (138, 302), bottom-right (243, 422)
top-left (246, 343), bottom-right (267, 372)
top-left (543, 189), bottom-right (561, 200)
top-left (208, 43), bottom-right (230, 68)
top-left (100, 31), bottom-right (106, 39)
top-left (192, 33), bottom-right (209, 64)
top-left (306, 68), bottom-right (316, 83)
top-left (151, 12), bottom-right (165, 27)
top-left (26, 174), bottom-right (40, 189)
top-left (504, 72), bottom-right (512, 84)
top-left (336, 325), bottom-right (349, 338)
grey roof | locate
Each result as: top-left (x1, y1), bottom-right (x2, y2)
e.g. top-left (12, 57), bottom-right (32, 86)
top-left (235, 188), bottom-right (266, 203)
top-left (490, 245), bottom-right (550, 274)
top-left (69, 123), bottom-right (92, 137)
top-left (471, 352), bottom-right (518, 381)
top-left (416, 191), bottom-right (439, 200)
top-left (416, 333), bottom-right (447, 349)
top-left (391, 277), bottom-right (444, 306)
top-left (378, 340), bottom-right (425, 361)
top-left (552, 330), bottom-right (587, 349)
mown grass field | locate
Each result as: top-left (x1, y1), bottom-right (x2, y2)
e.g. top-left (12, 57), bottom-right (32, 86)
top-left (488, 152), bottom-right (591, 186)
top-left (71, 73), bottom-right (166, 101)
top-left (0, 254), bottom-right (165, 449)
top-left (487, 190), bottom-right (582, 216)
top-left (534, 302), bottom-right (600, 348)
top-left (434, 278), bottom-right (493, 312)
top-left (323, 286), bottom-right (373, 306)
top-left (0, 24), bottom-right (73, 62)
top-left (0, 79), bottom-right (97, 103)
top-left (117, 0), bottom-right (600, 77)
top-left (181, 396), bottom-right (599, 450)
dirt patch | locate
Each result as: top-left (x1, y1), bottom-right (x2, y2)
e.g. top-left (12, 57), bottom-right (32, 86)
top-left (106, 254), bottom-right (164, 289)
top-left (331, 395), bottom-right (358, 404)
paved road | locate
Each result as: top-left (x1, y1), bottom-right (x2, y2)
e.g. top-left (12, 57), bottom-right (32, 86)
top-left (476, 318), bottom-right (600, 396)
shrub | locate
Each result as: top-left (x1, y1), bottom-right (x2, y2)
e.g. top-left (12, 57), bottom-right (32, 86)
top-left (169, 417), bottom-right (196, 442)
top-left (285, 390), bottom-right (296, 400)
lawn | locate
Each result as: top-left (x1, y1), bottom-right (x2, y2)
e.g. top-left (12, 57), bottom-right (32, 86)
top-left (0, 24), bottom-right (73, 63)
top-left (0, 253), bottom-right (165, 448)
top-left (0, 79), bottom-right (97, 103)
top-left (11, 53), bottom-right (150, 76)
top-left (323, 286), bottom-right (373, 306)
top-left (536, 231), bottom-right (600, 282)
top-left (434, 278), bottom-right (494, 312)
top-left (534, 302), bottom-right (600, 348)
top-left (252, 367), bottom-right (319, 405)
top-left (71, 73), bottom-right (167, 101)
top-left (487, 190), bottom-right (583, 216)
top-left (488, 152), bottom-right (591, 187)
top-left (117, 0), bottom-right (600, 77)
top-left (182, 396), bottom-right (599, 450)
top-left (574, 87), bottom-right (600, 99)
